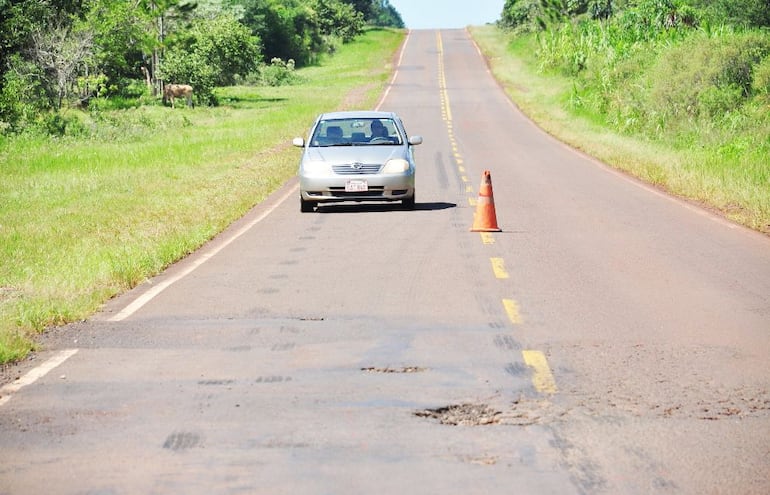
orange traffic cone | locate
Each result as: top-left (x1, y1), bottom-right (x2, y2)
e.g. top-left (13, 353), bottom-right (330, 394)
top-left (470, 170), bottom-right (501, 232)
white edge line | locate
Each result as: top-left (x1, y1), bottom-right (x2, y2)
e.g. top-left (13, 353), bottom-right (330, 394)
top-left (0, 349), bottom-right (79, 407)
top-left (376, 30), bottom-right (410, 111)
top-left (109, 183), bottom-right (299, 322)
top-left (467, 28), bottom-right (492, 76)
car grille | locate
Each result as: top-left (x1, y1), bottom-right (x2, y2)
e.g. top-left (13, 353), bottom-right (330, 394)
top-left (332, 163), bottom-right (382, 175)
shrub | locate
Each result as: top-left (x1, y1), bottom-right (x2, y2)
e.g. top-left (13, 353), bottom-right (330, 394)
top-left (698, 84), bottom-right (746, 117)
top-left (647, 31), bottom-right (770, 120)
top-left (752, 56), bottom-right (770, 98)
top-left (38, 112), bottom-right (89, 137)
top-left (0, 56), bottom-right (49, 132)
top-left (259, 58), bottom-right (302, 86)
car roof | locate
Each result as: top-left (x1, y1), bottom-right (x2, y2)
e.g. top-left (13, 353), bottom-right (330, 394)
top-left (317, 111), bottom-right (397, 121)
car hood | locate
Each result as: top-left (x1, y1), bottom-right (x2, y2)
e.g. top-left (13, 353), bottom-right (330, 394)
top-left (305, 146), bottom-right (406, 164)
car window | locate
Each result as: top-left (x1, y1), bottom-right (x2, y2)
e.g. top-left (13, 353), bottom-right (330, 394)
top-left (310, 118), bottom-right (403, 147)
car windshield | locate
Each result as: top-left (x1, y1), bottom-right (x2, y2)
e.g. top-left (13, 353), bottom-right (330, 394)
top-left (310, 118), bottom-right (403, 147)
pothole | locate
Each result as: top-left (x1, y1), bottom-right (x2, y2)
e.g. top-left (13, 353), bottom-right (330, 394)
top-left (414, 403), bottom-right (502, 426)
top-left (361, 366), bottom-right (428, 374)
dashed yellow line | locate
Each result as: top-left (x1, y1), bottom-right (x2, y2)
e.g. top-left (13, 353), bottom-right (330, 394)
top-left (437, 33), bottom-right (556, 403)
top-left (443, 93), bottom-right (452, 123)
top-left (523, 350), bottom-right (557, 394)
top-left (502, 298), bottom-right (522, 324)
top-left (480, 232), bottom-right (495, 245)
top-left (437, 32), bottom-right (453, 124)
top-left (490, 258), bottom-right (509, 279)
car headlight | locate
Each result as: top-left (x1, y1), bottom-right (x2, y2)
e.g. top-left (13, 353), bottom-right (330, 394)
top-left (301, 160), bottom-right (329, 174)
top-left (382, 159), bottom-right (409, 174)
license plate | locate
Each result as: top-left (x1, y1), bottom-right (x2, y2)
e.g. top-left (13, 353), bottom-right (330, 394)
top-left (345, 179), bottom-right (368, 192)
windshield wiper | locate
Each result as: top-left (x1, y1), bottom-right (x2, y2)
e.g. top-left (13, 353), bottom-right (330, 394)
top-left (316, 142), bottom-right (354, 147)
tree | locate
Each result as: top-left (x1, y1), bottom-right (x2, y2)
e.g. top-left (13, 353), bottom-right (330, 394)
top-left (85, 0), bottom-right (149, 86)
top-left (315, 0), bottom-right (365, 42)
top-left (697, 0), bottom-right (770, 27)
top-left (339, 0), bottom-right (403, 27)
top-left (365, 0), bottom-right (404, 27)
top-left (231, 0), bottom-right (375, 66)
top-left (135, 0), bottom-right (197, 95)
top-left (0, 0), bottom-right (70, 124)
top-left (342, 0), bottom-right (373, 19)
top-left (500, 0), bottom-right (541, 31)
top-left (162, 13), bottom-right (261, 103)
top-left (29, 19), bottom-right (94, 109)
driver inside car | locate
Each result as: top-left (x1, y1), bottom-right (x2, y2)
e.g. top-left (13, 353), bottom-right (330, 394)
top-left (370, 119), bottom-right (388, 139)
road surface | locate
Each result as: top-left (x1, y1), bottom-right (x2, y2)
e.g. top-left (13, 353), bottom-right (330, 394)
top-left (2, 29), bottom-right (769, 494)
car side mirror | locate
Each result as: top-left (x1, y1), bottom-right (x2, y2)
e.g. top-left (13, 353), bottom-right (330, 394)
top-left (292, 137), bottom-right (305, 147)
top-left (408, 135), bottom-right (423, 145)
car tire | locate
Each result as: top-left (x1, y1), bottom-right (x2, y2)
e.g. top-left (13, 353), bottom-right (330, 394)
top-left (402, 194), bottom-right (415, 210)
top-left (300, 198), bottom-right (317, 213)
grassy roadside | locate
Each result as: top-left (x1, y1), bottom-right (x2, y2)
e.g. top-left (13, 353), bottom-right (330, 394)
top-left (469, 25), bottom-right (770, 234)
top-left (0, 28), bottom-right (405, 364)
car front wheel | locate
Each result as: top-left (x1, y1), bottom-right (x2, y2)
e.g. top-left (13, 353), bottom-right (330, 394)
top-left (402, 194), bottom-right (415, 210)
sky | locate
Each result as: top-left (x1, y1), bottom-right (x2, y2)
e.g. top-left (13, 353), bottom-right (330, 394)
top-left (387, 0), bottom-right (506, 30)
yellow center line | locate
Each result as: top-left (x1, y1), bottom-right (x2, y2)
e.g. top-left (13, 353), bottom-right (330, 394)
top-left (502, 298), bottom-right (521, 324)
top-left (490, 257), bottom-right (509, 279)
top-left (522, 350), bottom-right (557, 394)
top-left (437, 32), bottom-right (452, 124)
top-left (480, 232), bottom-right (495, 244)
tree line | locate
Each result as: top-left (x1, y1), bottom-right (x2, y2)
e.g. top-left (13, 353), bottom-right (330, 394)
top-left (0, 0), bottom-right (404, 133)
top-left (500, 0), bottom-right (769, 32)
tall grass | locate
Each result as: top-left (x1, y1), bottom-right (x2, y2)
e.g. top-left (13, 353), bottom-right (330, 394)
top-left (0, 28), bottom-right (405, 364)
top-left (471, 23), bottom-right (770, 234)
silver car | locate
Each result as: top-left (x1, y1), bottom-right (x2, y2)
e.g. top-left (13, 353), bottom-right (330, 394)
top-left (293, 111), bottom-right (423, 212)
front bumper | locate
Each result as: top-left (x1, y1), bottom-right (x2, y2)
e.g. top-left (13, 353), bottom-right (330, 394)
top-left (300, 174), bottom-right (415, 202)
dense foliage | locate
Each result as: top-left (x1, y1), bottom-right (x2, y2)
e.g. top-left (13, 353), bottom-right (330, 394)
top-left (500, 0), bottom-right (770, 32)
top-left (498, 0), bottom-right (770, 157)
top-left (0, 0), bottom-right (403, 132)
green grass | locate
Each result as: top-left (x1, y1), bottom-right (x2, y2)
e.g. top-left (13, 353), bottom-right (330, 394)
top-left (470, 25), bottom-right (770, 234)
top-left (0, 27), bottom-right (405, 364)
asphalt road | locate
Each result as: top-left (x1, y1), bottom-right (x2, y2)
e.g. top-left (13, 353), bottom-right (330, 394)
top-left (2, 29), bottom-right (769, 494)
